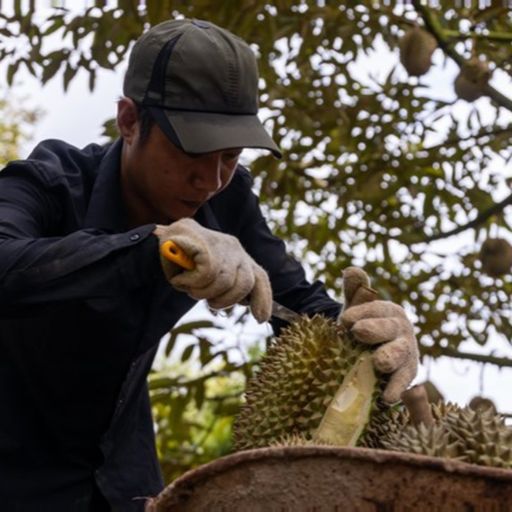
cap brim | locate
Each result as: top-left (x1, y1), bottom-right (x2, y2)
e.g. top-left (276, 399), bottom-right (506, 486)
top-left (156, 109), bottom-right (282, 158)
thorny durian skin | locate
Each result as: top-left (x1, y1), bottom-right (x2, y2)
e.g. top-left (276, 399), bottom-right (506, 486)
top-left (233, 315), bottom-right (386, 451)
top-left (399, 26), bottom-right (437, 77)
top-left (382, 403), bottom-right (512, 469)
top-left (234, 316), bottom-right (512, 471)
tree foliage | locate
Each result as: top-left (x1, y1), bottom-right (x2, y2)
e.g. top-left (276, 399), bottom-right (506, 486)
top-left (0, 98), bottom-right (41, 165)
top-left (3, 0), bottom-right (512, 479)
top-left (150, 314), bottom-right (267, 482)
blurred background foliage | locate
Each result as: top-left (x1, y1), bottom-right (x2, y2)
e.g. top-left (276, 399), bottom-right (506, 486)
top-left (149, 314), bottom-right (267, 482)
top-left (1, 0), bottom-right (512, 482)
top-left (0, 98), bottom-right (41, 165)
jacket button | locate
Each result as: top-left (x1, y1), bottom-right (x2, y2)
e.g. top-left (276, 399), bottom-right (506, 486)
top-left (129, 233), bottom-right (140, 241)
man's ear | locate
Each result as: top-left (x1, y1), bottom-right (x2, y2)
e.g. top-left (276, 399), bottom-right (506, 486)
top-left (117, 97), bottom-right (139, 144)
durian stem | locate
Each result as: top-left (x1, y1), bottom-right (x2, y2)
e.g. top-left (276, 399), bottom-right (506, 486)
top-left (401, 385), bottom-right (434, 427)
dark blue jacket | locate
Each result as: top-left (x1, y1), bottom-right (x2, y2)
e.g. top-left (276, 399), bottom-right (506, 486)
top-left (0, 138), bottom-right (340, 511)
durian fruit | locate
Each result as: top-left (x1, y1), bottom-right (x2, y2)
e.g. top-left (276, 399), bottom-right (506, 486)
top-left (430, 400), bottom-right (463, 422)
top-left (383, 401), bottom-right (512, 469)
top-left (469, 395), bottom-right (497, 415)
top-left (358, 406), bottom-right (410, 449)
top-left (384, 422), bottom-right (465, 460)
top-left (269, 432), bottom-right (337, 448)
top-left (454, 58), bottom-right (491, 102)
top-left (443, 406), bottom-right (512, 468)
top-left (479, 237), bottom-right (512, 277)
top-left (233, 315), bottom-right (387, 451)
top-left (362, 400), bottom-right (459, 450)
top-left (399, 26), bottom-right (437, 76)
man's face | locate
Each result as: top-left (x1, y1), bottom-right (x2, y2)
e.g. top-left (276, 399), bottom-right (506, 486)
top-left (121, 114), bottom-right (242, 225)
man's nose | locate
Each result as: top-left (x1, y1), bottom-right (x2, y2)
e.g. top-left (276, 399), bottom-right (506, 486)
top-left (192, 152), bottom-right (223, 193)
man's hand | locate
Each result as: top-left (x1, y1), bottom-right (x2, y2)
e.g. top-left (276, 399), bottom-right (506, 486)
top-left (154, 218), bottom-right (272, 323)
top-left (339, 267), bottom-right (419, 404)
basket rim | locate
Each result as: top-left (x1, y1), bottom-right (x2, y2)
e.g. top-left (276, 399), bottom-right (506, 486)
top-left (156, 445), bottom-right (512, 506)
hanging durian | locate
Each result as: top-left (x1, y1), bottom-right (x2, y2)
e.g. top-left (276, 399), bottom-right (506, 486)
top-left (399, 26), bottom-right (437, 77)
top-left (479, 237), bottom-right (512, 277)
top-left (469, 395), bottom-right (497, 414)
top-left (454, 58), bottom-right (491, 102)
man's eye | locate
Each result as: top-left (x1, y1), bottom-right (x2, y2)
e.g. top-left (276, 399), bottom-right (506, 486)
top-left (224, 151), bottom-right (242, 161)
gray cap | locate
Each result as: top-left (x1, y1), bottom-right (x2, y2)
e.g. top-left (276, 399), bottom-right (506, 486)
top-left (123, 19), bottom-right (281, 158)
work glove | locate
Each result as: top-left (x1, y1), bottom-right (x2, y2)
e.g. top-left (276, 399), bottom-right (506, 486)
top-left (154, 218), bottom-right (272, 323)
top-left (339, 266), bottom-right (419, 404)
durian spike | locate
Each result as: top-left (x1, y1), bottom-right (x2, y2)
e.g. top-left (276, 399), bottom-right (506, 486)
top-left (401, 384), bottom-right (434, 427)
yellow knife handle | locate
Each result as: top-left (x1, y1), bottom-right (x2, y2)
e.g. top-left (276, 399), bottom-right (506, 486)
top-left (160, 240), bottom-right (196, 270)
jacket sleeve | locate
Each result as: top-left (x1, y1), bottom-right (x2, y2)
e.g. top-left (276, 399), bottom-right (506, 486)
top-left (217, 169), bottom-right (342, 331)
top-left (0, 172), bottom-right (162, 307)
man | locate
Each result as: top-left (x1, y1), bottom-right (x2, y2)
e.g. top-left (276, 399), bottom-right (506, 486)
top-left (0, 19), bottom-right (418, 511)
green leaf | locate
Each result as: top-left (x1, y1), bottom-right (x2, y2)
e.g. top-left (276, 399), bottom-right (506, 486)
top-left (62, 63), bottom-right (76, 92)
top-left (43, 16), bottom-right (64, 36)
top-left (41, 57), bottom-right (62, 83)
top-left (194, 382), bottom-right (205, 409)
top-left (6, 62), bottom-right (18, 86)
top-left (165, 320), bottom-right (218, 357)
top-left (199, 337), bottom-right (213, 366)
top-left (88, 69), bottom-right (96, 92)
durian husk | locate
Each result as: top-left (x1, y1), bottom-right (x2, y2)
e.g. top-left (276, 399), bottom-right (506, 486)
top-left (386, 422), bottom-right (465, 460)
top-left (313, 352), bottom-right (376, 446)
top-left (233, 315), bottom-right (387, 451)
top-left (443, 406), bottom-right (512, 468)
top-left (454, 58), bottom-right (491, 102)
top-left (479, 238), bottom-right (512, 277)
top-left (358, 406), bottom-right (410, 449)
top-left (383, 401), bottom-right (512, 469)
top-left (399, 26), bottom-right (437, 77)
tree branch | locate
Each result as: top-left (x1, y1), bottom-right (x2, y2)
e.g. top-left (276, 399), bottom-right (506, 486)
top-left (420, 125), bottom-right (512, 155)
top-left (443, 29), bottom-right (512, 43)
top-left (413, 0), bottom-right (512, 113)
top-left (416, 190), bottom-right (512, 244)
top-left (422, 346), bottom-right (512, 368)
